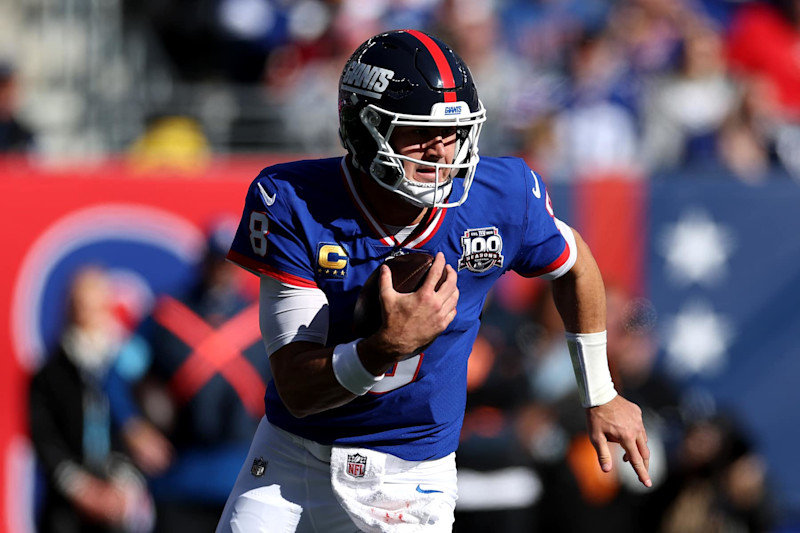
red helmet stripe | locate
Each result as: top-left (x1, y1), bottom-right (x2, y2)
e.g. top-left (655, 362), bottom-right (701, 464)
top-left (404, 29), bottom-right (457, 103)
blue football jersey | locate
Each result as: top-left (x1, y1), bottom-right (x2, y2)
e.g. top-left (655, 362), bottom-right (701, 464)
top-left (227, 156), bottom-right (572, 461)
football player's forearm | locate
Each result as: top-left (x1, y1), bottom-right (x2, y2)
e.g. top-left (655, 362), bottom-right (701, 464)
top-left (269, 342), bottom-right (358, 418)
top-left (551, 229), bottom-right (606, 333)
top-left (551, 230), bottom-right (618, 407)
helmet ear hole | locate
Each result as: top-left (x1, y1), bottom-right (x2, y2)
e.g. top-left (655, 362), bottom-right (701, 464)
top-left (362, 108), bottom-right (382, 128)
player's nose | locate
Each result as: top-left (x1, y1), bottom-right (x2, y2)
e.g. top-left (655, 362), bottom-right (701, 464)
top-left (423, 135), bottom-right (446, 159)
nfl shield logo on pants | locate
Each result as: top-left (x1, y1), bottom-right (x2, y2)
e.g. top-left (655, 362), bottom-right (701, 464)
top-left (346, 453), bottom-right (367, 478)
top-left (250, 457), bottom-right (267, 477)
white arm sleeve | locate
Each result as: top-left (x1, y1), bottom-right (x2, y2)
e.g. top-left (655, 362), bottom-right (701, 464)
top-left (259, 276), bottom-right (329, 356)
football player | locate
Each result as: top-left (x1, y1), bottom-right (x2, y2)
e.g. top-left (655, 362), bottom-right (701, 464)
top-left (217, 29), bottom-right (650, 533)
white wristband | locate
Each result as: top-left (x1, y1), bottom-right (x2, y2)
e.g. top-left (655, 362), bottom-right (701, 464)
top-left (332, 339), bottom-right (384, 396)
top-left (565, 331), bottom-right (618, 407)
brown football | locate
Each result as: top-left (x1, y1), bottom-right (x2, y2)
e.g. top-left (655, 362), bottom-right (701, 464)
top-left (352, 252), bottom-right (441, 339)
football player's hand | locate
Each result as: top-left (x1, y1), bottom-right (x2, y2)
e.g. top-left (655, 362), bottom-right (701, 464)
top-left (585, 394), bottom-right (652, 488)
top-left (375, 252), bottom-right (458, 360)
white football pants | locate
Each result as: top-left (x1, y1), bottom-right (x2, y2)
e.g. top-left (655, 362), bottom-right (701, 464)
top-left (215, 417), bottom-right (457, 533)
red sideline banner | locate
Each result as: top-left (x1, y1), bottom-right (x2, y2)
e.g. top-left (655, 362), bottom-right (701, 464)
top-left (0, 155), bottom-right (295, 533)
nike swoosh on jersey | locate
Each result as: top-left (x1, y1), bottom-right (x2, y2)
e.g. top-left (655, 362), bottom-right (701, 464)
top-left (415, 484), bottom-right (443, 494)
top-left (257, 183), bottom-right (277, 206)
top-left (530, 170), bottom-right (541, 199)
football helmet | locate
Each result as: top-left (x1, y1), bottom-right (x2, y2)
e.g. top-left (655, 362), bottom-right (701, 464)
top-left (338, 29), bottom-right (486, 208)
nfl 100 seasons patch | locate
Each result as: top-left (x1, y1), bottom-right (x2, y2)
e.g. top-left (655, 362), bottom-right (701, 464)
top-left (458, 226), bottom-right (504, 273)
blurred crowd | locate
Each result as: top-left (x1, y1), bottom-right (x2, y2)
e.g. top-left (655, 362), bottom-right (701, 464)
top-left (454, 275), bottom-right (776, 532)
top-left (122, 0), bottom-right (800, 183)
top-left (3, 0), bottom-right (800, 184)
top-left (16, 0), bottom-right (796, 531)
top-left (28, 221), bottom-right (272, 533)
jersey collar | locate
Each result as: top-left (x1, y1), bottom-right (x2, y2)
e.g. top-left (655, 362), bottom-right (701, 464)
top-left (340, 157), bottom-right (447, 249)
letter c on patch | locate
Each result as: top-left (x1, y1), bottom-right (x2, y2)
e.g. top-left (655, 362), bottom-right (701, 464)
top-left (318, 245), bottom-right (348, 270)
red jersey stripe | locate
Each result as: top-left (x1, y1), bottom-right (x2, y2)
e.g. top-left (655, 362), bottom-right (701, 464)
top-left (226, 250), bottom-right (319, 288)
top-left (520, 241), bottom-right (571, 278)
